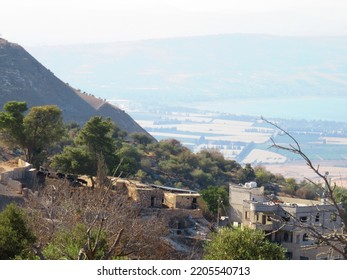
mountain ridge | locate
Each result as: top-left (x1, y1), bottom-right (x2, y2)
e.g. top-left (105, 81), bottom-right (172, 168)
top-left (0, 38), bottom-right (152, 137)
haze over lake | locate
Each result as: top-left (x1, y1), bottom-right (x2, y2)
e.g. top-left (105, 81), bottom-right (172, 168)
top-left (29, 34), bottom-right (347, 123)
top-left (195, 96), bottom-right (347, 122)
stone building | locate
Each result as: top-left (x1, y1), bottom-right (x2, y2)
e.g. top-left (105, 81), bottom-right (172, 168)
top-left (114, 179), bottom-right (200, 210)
top-left (163, 192), bottom-right (199, 209)
top-left (111, 179), bottom-right (210, 255)
top-left (228, 182), bottom-right (345, 260)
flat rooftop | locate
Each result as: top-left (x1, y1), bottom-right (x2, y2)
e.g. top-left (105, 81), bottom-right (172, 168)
top-left (151, 184), bottom-right (198, 194)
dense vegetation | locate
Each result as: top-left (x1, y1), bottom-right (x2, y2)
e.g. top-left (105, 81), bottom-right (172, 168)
top-left (0, 101), bottom-right (346, 259)
top-left (0, 101), bottom-right (64, 167)
top-left (1, 101), bottom-right (338, 196)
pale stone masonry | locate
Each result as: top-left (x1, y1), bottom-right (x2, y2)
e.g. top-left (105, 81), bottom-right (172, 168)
top-left (228, 182), bottom-right (345, 260)
top-left (0, 159), bottom-right (32, 185)
top-left (111, 179), bottom-right (210, 253)
top-left (114, 179), bottom-right (200, 211)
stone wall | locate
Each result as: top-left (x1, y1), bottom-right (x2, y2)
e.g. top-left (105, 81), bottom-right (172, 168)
top-left (163, 193), bottom-right (199, 209)
top-left (128, 185), bottom-right (163, 208)
top-left (7, 178), bottom-right (22, 194)
top-left (0, 159), bottom-right (32, 184)
top-left (159, 208), bottom-right (203, 220)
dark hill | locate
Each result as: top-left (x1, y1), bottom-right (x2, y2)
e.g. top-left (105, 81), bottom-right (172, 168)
top-left (0, 38), bottom-right (151, 137)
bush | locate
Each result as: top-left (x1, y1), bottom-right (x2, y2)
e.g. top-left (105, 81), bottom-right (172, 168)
top-left (0, 203), bottom-right (36, 259)
top-left (204, 227), bottom-right (286, 260)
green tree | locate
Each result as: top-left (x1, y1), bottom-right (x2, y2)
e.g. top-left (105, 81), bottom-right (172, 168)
top-left (190, 169), bottom-right (213, 187)
top-left (117, 143), bottom-right (141, 176)
top-left (76, 116), bottom-right (115, 158)
top-left (43, 223), bottom-right (109, 260)
top-left (130, 132), bottom-right (153, 146)
top-left (52, 116), bottom-right (119, 185)
top-left (204, 227), bottom-right (286, 260)
top-left (0, 102), bottom-right (64, 167)
top-left (254, 165), bottom-right (275, 187)
top-left (0, 203), bottom-right (36, 259)
top-left (23, 105), bottom-right (64, 166)
top-left (200, 186), bottom-right (228, 214)
top-left (237, 163), bottom-right (256, 184)
top-left (0, 101), bottom-right (27, 147)
top-left (282, 178), bottom-right (298, 195)
top-left (51, 146), bottom-right (94, 176)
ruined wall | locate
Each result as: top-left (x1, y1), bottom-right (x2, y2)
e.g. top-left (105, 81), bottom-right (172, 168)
top-left (141, 207), bottom-right (203, 220)
top-left (7, 178), bottom-right (22, 194)
top-left (175, 194), bottom-right (199, 209)
top-left (127, 185), bottom-right (163, 208)
top-left (163, 208), bottom-right (203, 219)
top-left (163, 193), bottom-right (199, 209)
top-left (0, 159), bottom-right (32, 184)
top-left (112, 179), bottom-right (129, 195)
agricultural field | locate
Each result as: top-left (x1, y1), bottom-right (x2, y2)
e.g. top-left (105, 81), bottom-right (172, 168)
top-left (129, 105), bottom-right (347, 186)
top-left (264, 160), bottom-right (347, 189)
top-left (135, 109), bottom-right (347, 151)
top-left (135, 111), bottom-right (272, 150)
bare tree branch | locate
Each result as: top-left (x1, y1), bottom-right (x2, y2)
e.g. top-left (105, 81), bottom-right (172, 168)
top-left (262, 117), bottom-right (346, 259)
top-left (262, 117), bottom-right (345, 221)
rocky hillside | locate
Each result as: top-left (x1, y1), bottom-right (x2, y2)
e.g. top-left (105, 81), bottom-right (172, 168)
top-left (0, 38), bottom-right (151, 137)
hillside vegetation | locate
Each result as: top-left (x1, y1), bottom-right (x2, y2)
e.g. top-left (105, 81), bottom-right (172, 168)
top-left (1, 102), bottom-right (347, 260)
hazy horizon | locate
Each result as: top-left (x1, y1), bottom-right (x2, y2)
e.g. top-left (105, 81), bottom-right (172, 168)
top-left (2, 0), bottom-right (347, 47)
top-left (27, 34), bottom-right (347, 123)
top-left (2, 1), bottom-right (347, 122)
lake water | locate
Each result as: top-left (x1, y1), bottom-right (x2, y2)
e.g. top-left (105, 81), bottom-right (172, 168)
top-left (195, 96), bottom-right (347, 122)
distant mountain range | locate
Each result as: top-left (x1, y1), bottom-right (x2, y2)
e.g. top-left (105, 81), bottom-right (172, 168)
top-left (27, 34), bottom-right (347, 121)
top-left (0, 38), bottom-right (151, 137)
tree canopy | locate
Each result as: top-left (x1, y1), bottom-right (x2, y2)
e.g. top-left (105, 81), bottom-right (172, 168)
top-left (52, 116), bottom-right (119, 183)
top-left (0, 101), bottom-right (27, 147)
top-left (200, 186), bottom-right (229, 214)
top-left (0, 101), bottom-right (64, 167)
top-left (236, 163), bottom-right (256, 184)
top-left (0, 203), bottom-right (36, 259)
top-left (204, 227), bottom-right (286, 260)
top-left (76, 116), bottom-right (115, 157)
top-left (23, 105), bottom-right (64, 166)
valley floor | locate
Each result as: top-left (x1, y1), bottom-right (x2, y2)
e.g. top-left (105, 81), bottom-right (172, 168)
top-left (263, 160), bottom-right (347, 189)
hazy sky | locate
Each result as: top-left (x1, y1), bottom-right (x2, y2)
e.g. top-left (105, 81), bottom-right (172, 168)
top-left (1, 0), bottom-right (347, 46)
